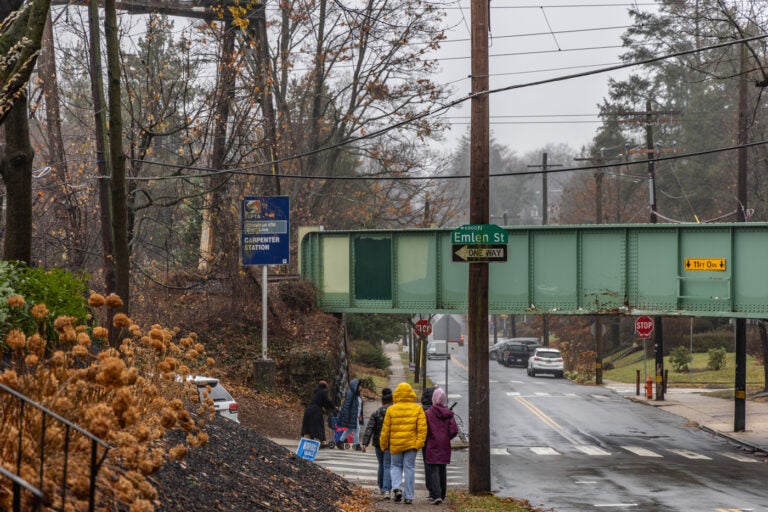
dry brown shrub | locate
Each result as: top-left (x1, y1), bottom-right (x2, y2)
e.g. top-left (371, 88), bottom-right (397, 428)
top-left (0, 292), bottom-right (220, 511)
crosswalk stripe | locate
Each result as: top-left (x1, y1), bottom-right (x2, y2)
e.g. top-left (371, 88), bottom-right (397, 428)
top-left (531, 446), bottom-right (560, 455)
top-left (720, 452), bottom-right (758, 463)
top-left (575, 445), bottom-right (611, 456)
top-left (490, 448), bottom-right (509, 455)
top-left (622, 446), bottom-right (663, 457)
top-left (505, 391), bottom-right (521, 396)
top-left (667, 449), bottom-right (712, 460)
top-left (591, 394), bottom-right (610, 400)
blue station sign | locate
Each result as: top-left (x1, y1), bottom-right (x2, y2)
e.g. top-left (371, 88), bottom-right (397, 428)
top-left (241, 196), bottom-right (290, 266)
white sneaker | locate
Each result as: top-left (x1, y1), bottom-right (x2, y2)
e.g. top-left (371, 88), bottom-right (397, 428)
top-left (383, 491), bottom-right (391, 500)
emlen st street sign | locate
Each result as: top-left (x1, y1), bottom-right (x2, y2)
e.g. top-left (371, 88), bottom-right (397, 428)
top-left (451, 224), bottom-right (508, 263)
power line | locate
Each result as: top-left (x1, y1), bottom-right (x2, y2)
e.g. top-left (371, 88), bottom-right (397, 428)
top-left (124, 33), bottom-right (768, 181)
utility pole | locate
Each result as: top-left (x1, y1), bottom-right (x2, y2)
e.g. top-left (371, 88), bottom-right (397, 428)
top-left (527, 153), bottom-right (561, 348)
top-left (734, 44), bottom-right (748, 431)
top-left (574, 150), bottom-right (609, 384)
top-left (467, 0), bottom-right (490, 494)
top-left (645, 98), bottom-right (665, 401)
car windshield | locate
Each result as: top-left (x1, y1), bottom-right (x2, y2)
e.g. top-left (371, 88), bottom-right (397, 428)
top-left (506, 344), bottom-right (526, 351)
top-left (536, 350), bottom-right (560, 359)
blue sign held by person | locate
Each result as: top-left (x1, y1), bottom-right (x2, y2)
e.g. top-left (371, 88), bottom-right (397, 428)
top-left (241, 196), bottom-right (290, 266)
top-left (296, 438), bottom-right (321, 461)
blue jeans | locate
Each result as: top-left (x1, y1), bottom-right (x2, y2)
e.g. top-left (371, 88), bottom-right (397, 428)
top-left (390, 449), bottom-right (417, 500)
top-left (375, 445), bottom-right (392, 492)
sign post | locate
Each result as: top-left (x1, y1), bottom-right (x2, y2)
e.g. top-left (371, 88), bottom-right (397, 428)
top-left (635, 316), bottom-right (654, 395)
top-left (241, 196), bottom-right (290, 362)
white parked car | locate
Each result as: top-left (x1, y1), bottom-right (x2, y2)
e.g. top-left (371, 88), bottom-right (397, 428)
top-left (527, 347), bottom-right (564, 378)
top-left (192, 376), bottom-right (240, 423)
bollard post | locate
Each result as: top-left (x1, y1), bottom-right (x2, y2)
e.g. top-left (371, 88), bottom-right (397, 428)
top-left (636, 370), bottom-right (640, 396)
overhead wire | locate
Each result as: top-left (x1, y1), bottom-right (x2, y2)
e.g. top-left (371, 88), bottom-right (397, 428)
top-left (127, 32), bottom-right (768, 180)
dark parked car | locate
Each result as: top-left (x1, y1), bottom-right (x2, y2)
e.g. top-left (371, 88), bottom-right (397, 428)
top-left (499, 342), bottom-right (532, 367)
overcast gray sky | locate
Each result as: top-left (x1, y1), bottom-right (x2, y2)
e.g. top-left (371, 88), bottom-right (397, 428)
top-left (432, 1), bottom-right (657, 155)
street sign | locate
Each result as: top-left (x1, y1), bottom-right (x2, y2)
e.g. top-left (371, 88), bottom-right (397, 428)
top-left (635, 316), bottom-right (654, 338)
top-left (241, 196), bottom-right (290, 266)
top-left (452, 244), bottom-right (507, 262)
top-left (296, 438), bottom-right (320, 461)
top-left (414, 319), bottom-right (432, 337)
top-left (685, 258), bottom-right (726, 271)
top-left (451, 224), bottom-right (508, 245)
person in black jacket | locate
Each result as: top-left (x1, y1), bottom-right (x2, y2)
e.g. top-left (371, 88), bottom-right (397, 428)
top-left (420, 386), bottom-right (436, 495)
top-left (362, 388), bottom-right (393, 498)
top-left (301, 380), bottom-right (337, 443)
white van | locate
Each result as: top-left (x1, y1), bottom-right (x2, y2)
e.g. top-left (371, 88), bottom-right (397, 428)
top-left (427, 340), bottom-right (449, 360)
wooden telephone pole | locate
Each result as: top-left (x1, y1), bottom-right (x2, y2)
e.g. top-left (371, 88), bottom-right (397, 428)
top-left (467, 0), bottom-right (490, 494)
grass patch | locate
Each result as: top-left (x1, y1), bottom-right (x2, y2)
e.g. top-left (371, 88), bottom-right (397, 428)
top-left (447, 490), bottom-right (550, 511)
top-left (605, 351), bottom-right (766, 390)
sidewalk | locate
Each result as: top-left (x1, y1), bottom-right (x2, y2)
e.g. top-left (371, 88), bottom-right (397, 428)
top-left (371, 342), bottom-right (465, 511)
top-left (604, 381), bottom-right (768, 454)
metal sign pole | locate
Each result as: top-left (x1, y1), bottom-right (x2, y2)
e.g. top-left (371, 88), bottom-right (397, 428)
top-left (262, 265), bottom-right (268, 360)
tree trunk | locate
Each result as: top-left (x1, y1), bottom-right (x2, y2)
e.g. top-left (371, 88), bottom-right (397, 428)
top-left (87, 0), bottom-right (116, 303)
top-left (759, 321), bottom-right (768, 393)
top-left (199, 25), bottom-right (235, 273)
top-left (105, 0), bottom-right (130, 321)
top-left (1, 98), bottom-right (33, 263)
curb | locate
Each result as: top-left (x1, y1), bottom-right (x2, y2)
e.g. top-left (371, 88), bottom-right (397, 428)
top-left (623, 394), bottom-right (768, 456)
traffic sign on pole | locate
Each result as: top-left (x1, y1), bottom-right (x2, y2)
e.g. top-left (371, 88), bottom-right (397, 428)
top-left (414, 319), bottom-right (432, 337)
top-left (241, 196), bottom-right (290, 266)
top-left (635, 316), bottom-right (654, 338)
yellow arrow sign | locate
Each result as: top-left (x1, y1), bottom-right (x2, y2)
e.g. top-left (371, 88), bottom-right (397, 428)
top-left (684, 258), bottom-right (726, 271)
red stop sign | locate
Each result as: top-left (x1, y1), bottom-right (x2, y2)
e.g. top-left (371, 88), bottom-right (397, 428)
top-left (414, 320), bottom-right (432, 337)
top-left (635, 316), bottom-right (654, 338)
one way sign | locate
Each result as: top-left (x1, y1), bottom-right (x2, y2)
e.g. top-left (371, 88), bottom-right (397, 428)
top-left (452, 244), bottom-right (507, 262)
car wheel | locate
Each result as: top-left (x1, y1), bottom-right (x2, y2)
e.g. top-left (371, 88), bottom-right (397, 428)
top-left (490, 353), bottom-right (496, 361)
top-left (529, 368), bottom-right (535, 377)
top-left (557, 372), bottom-right (564, 379)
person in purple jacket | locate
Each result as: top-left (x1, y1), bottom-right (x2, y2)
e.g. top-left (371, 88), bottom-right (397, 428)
top-left (424, 387), bottom-right (458, 505)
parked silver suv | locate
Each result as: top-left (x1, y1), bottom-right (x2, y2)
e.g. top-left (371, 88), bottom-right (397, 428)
top-left (527, 347), bottom-right (564, 378)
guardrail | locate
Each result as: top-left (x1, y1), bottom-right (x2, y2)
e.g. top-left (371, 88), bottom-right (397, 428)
top-left (0, 382), bottom-right (111, 512)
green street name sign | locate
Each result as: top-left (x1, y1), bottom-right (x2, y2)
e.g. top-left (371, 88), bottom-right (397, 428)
top-left (450, 224), bottom-right (509, 245)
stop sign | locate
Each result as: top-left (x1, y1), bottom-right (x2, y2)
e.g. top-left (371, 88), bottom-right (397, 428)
top-left (635, 316), bottom-right (654, 338)
top-left (414, 320), bottom-right (432, 337)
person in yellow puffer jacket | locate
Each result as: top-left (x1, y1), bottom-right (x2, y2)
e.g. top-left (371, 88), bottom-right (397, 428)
top-left (379, 382), bottom-right (427, 504)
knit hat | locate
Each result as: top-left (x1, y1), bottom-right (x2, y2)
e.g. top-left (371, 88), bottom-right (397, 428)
top-left (318, 380), bottom-right (328, 388)
top-left (381, 387), bottom-right (393, 403)
top-left (431, 387), bottom-right (447, 407)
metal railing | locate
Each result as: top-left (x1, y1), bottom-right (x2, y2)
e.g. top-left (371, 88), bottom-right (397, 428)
top-left (0, 382), bottom-right (111, 512)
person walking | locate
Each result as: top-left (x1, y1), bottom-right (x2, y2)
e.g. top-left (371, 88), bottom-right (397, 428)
top-left (424, 387), bottom-right (458, 505)
top-left (420, 386), bottom-right (435, 496)
top-left (300, 380), bottom-right (337, 444)
top-left (338, 378), bottom-right (364, 450)
top-left (362, 387), bottom-right (393, 498)
top-left (380, 382), bottom-right (427, 505)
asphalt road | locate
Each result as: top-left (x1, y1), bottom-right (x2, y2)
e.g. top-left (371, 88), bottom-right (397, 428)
top-left (427, 344), bottom-right (768, 512)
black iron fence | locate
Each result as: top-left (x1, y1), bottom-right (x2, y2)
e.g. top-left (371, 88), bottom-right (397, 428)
top-left (0, 382), bottom-right (111, 512)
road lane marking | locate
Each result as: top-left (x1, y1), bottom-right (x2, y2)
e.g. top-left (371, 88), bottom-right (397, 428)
top-left (490, 448), bottom-right (509, 455)
top-left (667, 449), bottom-right (711, 460)
top-left (505, 391), bottom-right (521, 396)
top-left (534, 392), bottom-right (551, 396)
top-left (591, 394), bottom-right (610, 400)
top-left (530, 446), bottom-right (560, 455)
top-left (575, 445), bottom-right (611, 456)
top-left (622, 446), bottom-right (663, 457)
top-left (720, 452), bottom-right (758, 462)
